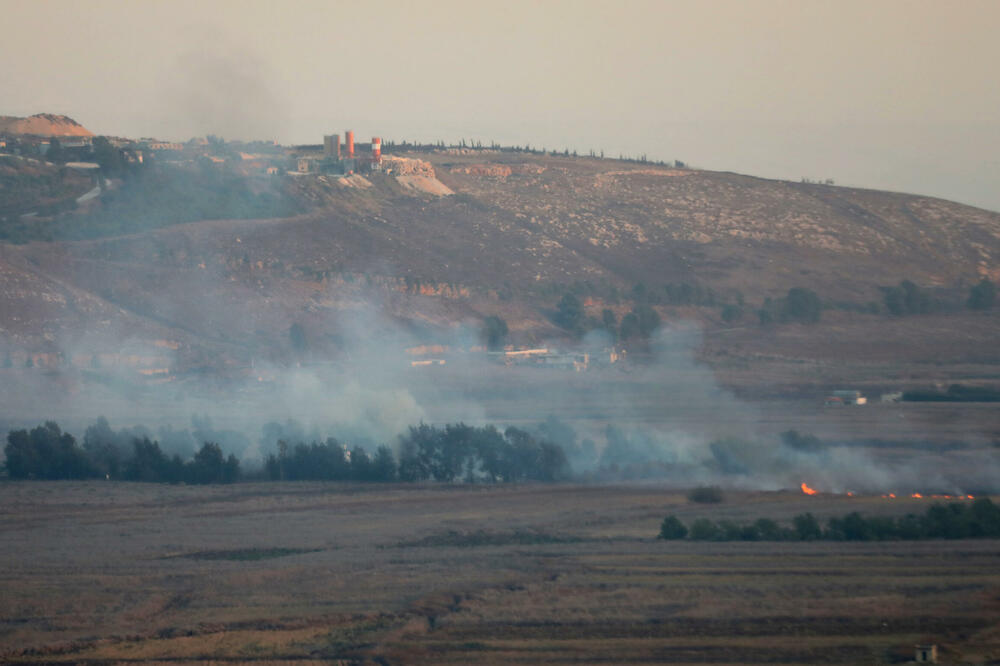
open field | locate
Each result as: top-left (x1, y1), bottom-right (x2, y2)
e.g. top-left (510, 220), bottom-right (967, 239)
top-left (2, 482), bottom-right (999, 664)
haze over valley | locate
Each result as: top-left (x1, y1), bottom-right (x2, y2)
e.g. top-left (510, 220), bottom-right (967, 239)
top-left (2, 3), bottom-right (1000, 662)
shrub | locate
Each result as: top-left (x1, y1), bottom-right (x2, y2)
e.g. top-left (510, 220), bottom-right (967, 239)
top-left (783, 287), bottom-right (822, 323)
top-left (968, 278), bottom-right (996, 310)
top-left (793, 513), bottom-right (823, 540)
top-left (689, 518), bottom-right (721, 541)
top-left (720, 304), bottom-right (743, 323)
top-left (658, 515), bottom-right (688, 540)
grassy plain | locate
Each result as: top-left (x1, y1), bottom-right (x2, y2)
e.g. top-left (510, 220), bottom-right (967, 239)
top-left (2, 481), bottom-right (999, 664)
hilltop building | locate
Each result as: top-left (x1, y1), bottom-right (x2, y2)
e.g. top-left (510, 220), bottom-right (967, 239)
top-left (294, 130), bottom-right (383, 175)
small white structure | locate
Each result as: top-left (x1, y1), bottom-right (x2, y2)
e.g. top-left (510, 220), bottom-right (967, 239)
top-left (915, 644), bottom-right (937, 663)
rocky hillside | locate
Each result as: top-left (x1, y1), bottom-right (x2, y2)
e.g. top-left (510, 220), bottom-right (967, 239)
top-left (0, 149), bottom-right (997, 386)
top-left (0, 113), bottom-right (93, 137)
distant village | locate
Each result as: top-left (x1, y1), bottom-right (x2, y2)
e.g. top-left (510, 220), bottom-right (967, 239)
top-left (0, 126), bottom-right (398, 179)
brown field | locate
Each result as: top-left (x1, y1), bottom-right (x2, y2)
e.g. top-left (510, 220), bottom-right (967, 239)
top-left (2, 482), bottom-right (999, 664)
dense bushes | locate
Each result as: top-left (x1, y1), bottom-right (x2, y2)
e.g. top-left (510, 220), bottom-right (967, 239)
top-left (658, 499), bottom-right (1000, 541)
top-left (882, 279), bottom-right (932, 316)
top-left (4, 422), bottom-right (96, 480)
top-left (902, 384), bottom-right (1000, 403)
top-left (757, 287), bottom-right (823, 324)
top-left (4, 419), bottom-right (572, 485)
top-left (262, 422), bottom-right (570, 483)
top-left (967, 278), bottom-right (996, 310)
top-left (263, 439), bottom-right (396, 482)
top-left (3, 421), bottom-right (240, 483)
top-left (396, 423), bottom-right (569, 483)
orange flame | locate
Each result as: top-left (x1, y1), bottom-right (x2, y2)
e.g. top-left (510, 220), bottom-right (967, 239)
top-left (847, 491), bottom-right (854, 497)
top-left (889, 493), bottom-right (896, 499)
top-left (911, 493), bottom-right (923, 499)
top-left (801, 482), bottom-right (818, 495)
top-left (967, 495), bottom-right (975, 500)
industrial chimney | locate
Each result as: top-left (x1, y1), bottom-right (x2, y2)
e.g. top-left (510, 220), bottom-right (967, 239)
top-left (371, 137), bottom-right (381, 165)
top-left (345, 130), bottom-right (354, 158)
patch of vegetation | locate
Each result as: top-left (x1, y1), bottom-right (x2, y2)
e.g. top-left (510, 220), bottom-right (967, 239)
top-left (658, 498), bottom-right (1000, 541)
top-left (4, 420), bottom-right (239, 483)
top-left (881, 279), bottom-right (933, 316)
top-left (481, 315), bottom-right (509, 350)
top-left (165, 547), bottom-right (322, 561)
top-left (967, 278), bottom-right (996, 310)
top-left (902, 384), bottom-right (1000, 403)
top-left (758, 287), bottom-right (822, 324)
top-left (4, 418), bottom-right (573, 485)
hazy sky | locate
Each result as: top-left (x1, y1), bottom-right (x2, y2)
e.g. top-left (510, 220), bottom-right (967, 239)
top-left (3, 0), bottom-right (999, 211)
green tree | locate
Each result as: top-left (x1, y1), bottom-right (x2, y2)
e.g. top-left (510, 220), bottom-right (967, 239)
top-left (482, 315), bottom-right (509, 350)
top-left (633, 304), bottom-right (661, 337)
top-left (189, 442), bottom-right (226, 484)
top-left (753, 518), bottom-right (782, 540)
top-left (4, 421), bottom-right (95, 479)
top-left (968, 278), bottom-right (996, 310)
top-left (883, 280), bottom-right (931, 316)
top-left (720, 304), bottom-right (743, 323)
top-left (783, 287), bottom-right (822, 323)
top-left (792, 512), bottom-right (822, 540)
top-left (554, 292), bottom-right (584, 334)
top-left (46, 137), bottom-right (66, 163)
top-left (689, 518), bottom-right (721, 541)
top-left (289, 322), bottom-right (307, 352)
top-left (123, 437), bottom-right (171, 482)
top-left (92, 136), bottom-right (124, 174)
top-left (601, 308), bottom-right (618, 340)
top-left (619, 311), bottom-right (640, 341)
top-left (82, 416), bottom-right (126, 478)
top-left (659, 515), bottom-right (688, 539)
top-left (371, 445), bottom-right (397, 481)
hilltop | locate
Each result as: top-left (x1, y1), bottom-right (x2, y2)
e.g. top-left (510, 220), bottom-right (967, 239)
top-left (0, 113), bottom-right (94, 137)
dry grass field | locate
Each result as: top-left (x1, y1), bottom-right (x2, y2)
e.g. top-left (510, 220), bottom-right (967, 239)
top-left (2, 481), bottom-right (999, 664)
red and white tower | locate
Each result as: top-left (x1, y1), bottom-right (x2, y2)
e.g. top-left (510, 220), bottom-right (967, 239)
top-left (371, 137), bottom-right (382, 167)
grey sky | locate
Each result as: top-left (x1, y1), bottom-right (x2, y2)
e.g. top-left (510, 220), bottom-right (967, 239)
top-left (3, 0), bottom-right (999, 211)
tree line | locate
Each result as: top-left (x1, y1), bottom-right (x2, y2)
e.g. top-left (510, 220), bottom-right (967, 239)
top-left (658, 498), bottom-right (1000, 542)
top-left (3, 419), bottom-right (572, 485)
top-left (3, 421), bottom-right (239, 483)
top-left (262, 423), bottom-right (570, 482)
top-left (541, 275), bottom-right (996, 343)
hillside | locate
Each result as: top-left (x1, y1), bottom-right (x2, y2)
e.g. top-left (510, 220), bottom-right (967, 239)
top-left (0, 149), bottom-right (997, 428)
top-left (0, 113), bottom-right (93, 137)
